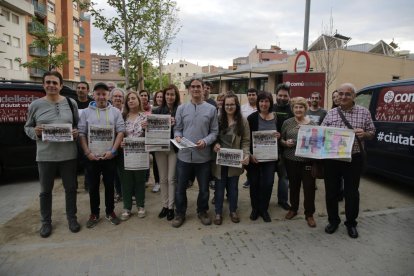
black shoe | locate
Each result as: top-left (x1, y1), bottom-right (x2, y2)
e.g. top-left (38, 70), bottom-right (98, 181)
top-left (68, 220), bottom-right (81, 233)
top-left (250, 209), bottom-right (259, 221)
top-left (40, 223), bottom-right (52, 238)
top-left (347, 226), bottom-right (359, 239)
top-left (261, 211), bottom-right (271, 222)
top-left (278, 202), bottom-right (291, 211)
top-left (172, 215), bottom-right (185, 228)
top-left (325, 223), bottom-right (339, 234)
top-left (158, 207), bottom-right (168, 218)
top-left (167, 209), bottom-right (175, 221)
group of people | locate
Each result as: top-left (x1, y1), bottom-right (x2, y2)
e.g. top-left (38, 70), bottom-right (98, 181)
top-left (25, 71), bottom-right (375, 240)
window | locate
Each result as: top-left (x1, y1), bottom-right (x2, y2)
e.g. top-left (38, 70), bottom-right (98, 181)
top-left (47, 21), bottom-right (55, 32)
top-left (3, 34), bottom-right (11, 45)
top-left (392, 75), bottom-right (400, 81)
top-left (47, 1), bottom-right (55, 13)
top-left (178, 73), bottom-right (181, 76)
top-left (2, 9), bottom-right (10, 21)
top-left (12, 37), bottom-right (20, 48)
top-left (179, 64), bottom-right (184, 68)
top-left (185, 73), bottom-right (189, 77)
top-left (73, 34), bottom-right (79, 44)
top-left (74, 67), bottom-right (80, 76)
top-left (4, 58), bottom-right (12, 69)
top-left (74, 50), bottom-right (79, 60)
top-left (11, 14), bottom-right (19, 24)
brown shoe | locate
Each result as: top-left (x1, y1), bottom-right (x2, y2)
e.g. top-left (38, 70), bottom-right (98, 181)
top-left (198, 211), bottom-right (212, 225)
top-left (229, 212), bottom-right (240, 223)
top-left (213, 214), bottom-right (222, 225)
top-left (306, 216), bottom-right (316, 228)
top-left (172, 215), bottom-right (185, 228)
top-left (285, 210), bottom-right (297, 220)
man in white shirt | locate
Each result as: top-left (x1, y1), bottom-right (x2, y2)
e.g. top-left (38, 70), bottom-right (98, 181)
top-left (241, 88), bottom-right (258, 118)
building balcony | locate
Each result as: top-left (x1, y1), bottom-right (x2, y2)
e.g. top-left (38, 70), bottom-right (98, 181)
top-left (80, 43), bottom-right (85, 52)
top-left (29, 46), bottom-right (48, 57)
top-left (29, 68), bottom-right (47, 77)
top-left (80, 75), bottom-right (86, 81)
top-left (33, 1), bottom-right (47, 19)
top-left (79, 27), bottom-right (85, 37)
top-left (80, 13), bottom-right (91, 21)
top-left (28, 22), bottom-right (44, 35)
top-left (0, 14), bottom-right (6, 27)
top-left (80, 59), bottom-right (85, 68)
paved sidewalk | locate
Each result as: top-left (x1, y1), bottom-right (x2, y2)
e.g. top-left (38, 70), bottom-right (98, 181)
top-left (1, 206), bottom-right (413, 275)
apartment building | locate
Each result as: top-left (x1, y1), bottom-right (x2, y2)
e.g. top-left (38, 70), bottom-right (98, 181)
top-left (0, 0), bottom-right (91, 82)
top-left (91, 53), bottom-right (122, 74)
top-left (0, 1), bottom-right (33, 80)
top-left (163, 60), bottom-right (202, 91)
top-left (248, 45), bottom-right (289, 64)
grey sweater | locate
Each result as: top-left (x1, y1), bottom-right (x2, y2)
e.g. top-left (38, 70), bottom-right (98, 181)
top-left (78, 101), bottom-right (125, 138)
top-left (174, 101), bottom-right (218, 163)
top-left (24, 97), bottom-right (79, 162)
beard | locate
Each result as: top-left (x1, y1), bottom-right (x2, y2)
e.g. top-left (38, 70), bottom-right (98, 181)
top-left (277, 99), bottom-right (289, 106)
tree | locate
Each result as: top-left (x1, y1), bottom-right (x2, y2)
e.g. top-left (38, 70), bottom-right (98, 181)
top-left (80, 0), bottom-right (180, 89)
top-left (309, 15), bottom-right (344, 96)
top-left (149, 0), bottom-right (181, 89)
top-left (19, 18), bottom-right (67, 71)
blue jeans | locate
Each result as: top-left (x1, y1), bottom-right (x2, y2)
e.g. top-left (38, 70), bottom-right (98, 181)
top-left (214, 166), bottom-right (239, 214)
top-left (175, 159), bottom-right (210, 216)
top-left (247, 161), bottom-right (277, 213)
top-left (276, 157), bottom-right (289, 204)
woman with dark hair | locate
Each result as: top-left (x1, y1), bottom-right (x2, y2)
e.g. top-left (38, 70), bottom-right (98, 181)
top-left (153, 84), bottom-right (181, 221)
top-left (118, 91), bottom-right (148, 220)
top-left (212, 94), bottom-right (250, 225)
top-left (280, 97), bottom-right (317, 227)
top-left (246, 91), bottom-right (280, 222)
top-left (153, 90), bottom-right (164, 109)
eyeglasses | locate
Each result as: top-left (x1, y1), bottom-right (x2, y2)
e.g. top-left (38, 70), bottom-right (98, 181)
top-left (45, 80), bottom-right (59, 85)
top-left (225, 104), bottom-right (236, 108)
top-left (338, 91), bottom-right (353, 97)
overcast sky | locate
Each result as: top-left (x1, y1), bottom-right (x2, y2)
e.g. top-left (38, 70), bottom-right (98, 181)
top-left (91, 0), bottom-right (414, 68)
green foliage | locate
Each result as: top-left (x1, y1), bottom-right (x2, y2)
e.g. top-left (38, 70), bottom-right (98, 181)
top-left (20, 17), bottom-right (67, 71)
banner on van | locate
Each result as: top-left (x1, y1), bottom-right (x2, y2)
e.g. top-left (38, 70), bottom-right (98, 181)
top-left (375, 86), bottom-right (414, 123)
top-left (0, 91), bottom-right (43, 123)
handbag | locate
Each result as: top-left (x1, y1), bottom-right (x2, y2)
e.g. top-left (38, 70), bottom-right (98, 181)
top-left (311, 160), bottom-right (324, 179)
top-left (337, 109), bottom-right (367, 169)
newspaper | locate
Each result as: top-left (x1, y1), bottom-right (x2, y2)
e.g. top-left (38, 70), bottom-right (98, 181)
top-left (295, 125), bottom-right (355, 161)
top-left (252, 130), bottom-right (279, 161)
top-left (124, 137), bottom-right (149, 170)
top-left (41, 124), bottom-right (73, 142)
top-left (88, 125), bottom-right (114, 157)
top-left (170, 137), bottom-right (197, 150)
top-left (216, 148), bottom-right (243, 168)
top-left (145, 114), bottom-right (171, 151)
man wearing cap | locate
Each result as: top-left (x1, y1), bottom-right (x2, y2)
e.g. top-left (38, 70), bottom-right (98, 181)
top-left (78, 82), bottom-right (125, 228)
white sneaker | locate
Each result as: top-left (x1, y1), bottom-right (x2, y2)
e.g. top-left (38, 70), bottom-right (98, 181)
top-left (138, 207), bottom-right (146, 218)
top-left (152, 183), bottom-right (160, 193)
top-left (120, 210), bottom-right (131, 221)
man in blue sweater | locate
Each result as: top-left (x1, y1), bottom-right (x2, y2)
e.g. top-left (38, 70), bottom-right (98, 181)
top-left (172, 78), bottom-right (218, 228)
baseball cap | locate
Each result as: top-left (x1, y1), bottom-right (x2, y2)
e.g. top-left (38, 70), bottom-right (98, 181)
top-left (93, 82), bottom-right (109, 91)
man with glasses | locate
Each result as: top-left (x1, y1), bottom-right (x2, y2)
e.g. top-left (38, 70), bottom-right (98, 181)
top-left (306, 91), bottom-right (327, 125)
top-left (25, 71), bottom-right (80, 238)
top-left (172, 78), bottom-right (218, 228)
top-left (321, 83), bottom-right (375, 239)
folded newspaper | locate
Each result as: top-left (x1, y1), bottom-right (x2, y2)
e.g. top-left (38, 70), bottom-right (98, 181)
top-left (170, 137), bottom-right (197, 150)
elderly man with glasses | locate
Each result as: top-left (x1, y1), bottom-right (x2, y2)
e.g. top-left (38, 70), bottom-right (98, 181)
top-left (321, 83), bottom-right (375, 239)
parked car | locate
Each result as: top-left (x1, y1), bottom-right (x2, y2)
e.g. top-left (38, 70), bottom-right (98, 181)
top-left (0, 80), bottom-right (77, 179)
top-left (354, 79), bottom-right (414, 185)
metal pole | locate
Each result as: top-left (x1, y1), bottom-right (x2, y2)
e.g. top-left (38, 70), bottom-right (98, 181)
top-left (303, 0), bottom-right (311, 51)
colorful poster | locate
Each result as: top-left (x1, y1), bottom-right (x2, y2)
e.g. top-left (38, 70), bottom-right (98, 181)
top-left (295, 125), bottom-right (355, 161)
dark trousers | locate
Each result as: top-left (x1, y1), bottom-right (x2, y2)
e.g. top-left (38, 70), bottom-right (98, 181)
top-left (324, 154), bottom-right (362, 227)
top-left (86, 159), bottom-right (116, 216)
top-left (285, 159), bottom-right (315, 217)
top-left (175, 159), bottom-right (210, 216)
top-left (214, 166), bottom-right (239, 214)
top-left (247, 161), bottom-right (276, 213)
top-left (38, 159), bottom-right (78, 224)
